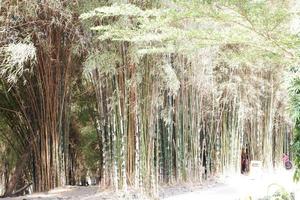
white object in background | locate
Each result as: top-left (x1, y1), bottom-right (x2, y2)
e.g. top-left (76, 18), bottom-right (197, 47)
top-left (249, 160), bottom-right (262, 179)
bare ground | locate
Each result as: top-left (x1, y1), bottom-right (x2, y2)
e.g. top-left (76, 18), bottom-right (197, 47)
top-left (2, 170), bottom-right (299, 200)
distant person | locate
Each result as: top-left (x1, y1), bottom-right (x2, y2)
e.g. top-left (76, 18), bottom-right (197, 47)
top-left (283, 153), bottom-right (292, 170)
top-left (241, 148), bottom-right (249, 174)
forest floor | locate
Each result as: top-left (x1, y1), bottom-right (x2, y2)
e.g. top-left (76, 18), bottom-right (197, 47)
top-left (2, 169), bottom-right (299, 200)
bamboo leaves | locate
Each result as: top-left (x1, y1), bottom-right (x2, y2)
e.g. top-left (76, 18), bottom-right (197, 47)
top-left (82, 1), bottom-right (300, 64)
top-left (83, 52), bottom-right (120, 76)
top-left (0, 42), bottom-right (36, 85)
top-left (80, 3), bottom-right (161, 20)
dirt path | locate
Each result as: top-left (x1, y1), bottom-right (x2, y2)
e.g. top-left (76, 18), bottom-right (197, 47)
top-left (163, 170), bottom-right (300, 200)
top-left (2, 186), bottom-right (100, 200)
top-left (2, 170), bottom-right (299, 200)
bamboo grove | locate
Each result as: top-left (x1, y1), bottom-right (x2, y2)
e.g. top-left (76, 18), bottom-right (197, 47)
top-left (82, 45), bottom-right (293, 197)
top-left (0, 0), bottom-right (84, 196)
top-left (0, 0), bottom-right (299, 198)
